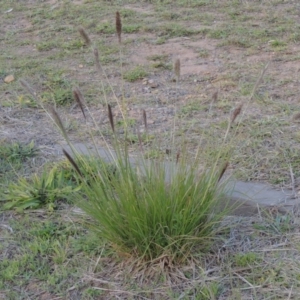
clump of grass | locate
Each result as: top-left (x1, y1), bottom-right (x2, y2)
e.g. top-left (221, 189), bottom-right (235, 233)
top-left (47, 97), bottom-right (231, 263)
top-left (65, 143), bottom-right (230, 262)
top-left (42, 88), bottom-right (73, 106)
top-left (0, 140), bottom-right (37, 164)
top-left (18, 25), bottom-right (234, 266)
top-left (159, 23), bottom-right (198, 38)
top-left (19, 18), bottom-right (268, 266)
top-left (2, 163), bottom-right (79, 211)
top-left (123, 65), bottom-right (148, 82)
top-left (2, 156), bottom-right (117, 211)
top-left (234, 252), bottom-right (261, 267)
top-left (40, 73), bottom-right (73, 106)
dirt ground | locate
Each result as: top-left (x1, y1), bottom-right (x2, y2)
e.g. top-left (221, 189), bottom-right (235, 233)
top-left (2, 1), bottom-right (300, 299)
top-left (1, 0), bottom-right (300, 187)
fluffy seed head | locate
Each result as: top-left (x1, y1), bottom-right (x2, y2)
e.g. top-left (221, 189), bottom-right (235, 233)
top-left (93, 47), bottom-right (102, 73)
top-left (174, 58), bottom-right (180, 82)
top-left (50, 106), bottom-right (69, 142)
top-left (212, 90), bottom-right (218, 102)
top-left (78, 26), bottom-right (91, 46)
top-left (63, 149), bottom-right (82, 177)
top-left (176, 151), bottom-right (180, 164)
top-left (73, 87), bottom-right (86, 119)
top-left (116, 11), bottom-right (122, 43)
top-left (142, 109), bottom-right (147, 131)
top-left (108, 104), bottom-right (115, 133)
top-left (231, 103), bottom-right (243, 124)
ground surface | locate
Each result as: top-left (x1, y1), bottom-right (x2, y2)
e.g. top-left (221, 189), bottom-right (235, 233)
top-left (1, 0), bottom-right (300, 185)
top-left (1, 0), bottom-right (300, 299)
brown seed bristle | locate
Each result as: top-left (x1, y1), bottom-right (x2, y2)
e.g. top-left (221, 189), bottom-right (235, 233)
top-left (93, 48), bottom-right (102, 73)
top-left (231, 103), bottom-right (243, 124)
top-left (212, 90), bottom-right (218, 102)
top-left (73, 87), bottom-right (86, 119)
top-left (174, 58), bottom-right (180, 82)
top-left (218, 161), bottom-right (229, 182)
top-left (108, 104), bottom-right (115, 133)
top-left (63, 149), bottom-right (82, 177)
top-left (78, 26), bottom-right (91, 46)
top-left (116, 11), bottom-right (122, 44)
top-left (176, 151), bottom-right (180, 164)
top-left (49, 106), bottom-right (69, 142)
top-left (142, 109), bottom-right (147, 131)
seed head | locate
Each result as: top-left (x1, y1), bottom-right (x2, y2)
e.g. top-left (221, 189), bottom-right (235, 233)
top-left (50, 106), bottom-right (69, 142)
top-left (142, 109), bottom-right (147, 132)
top-left (176, 151), bottom-right (180, 164)
top-left (63, 149), bottom-right (82, 177)
top-left (116, 11), bottom-right (122, 43)
top-left (212, 90), bottom-right (218, 103)
top-left (231, 103), bottom-right (243, 124)
top-left (174, 58), bottom-right (180, 82)
top-left (108, 104), bottom-right (115, 133)
top-left (78, 26), bottom-right (91, 46)
top-left (93, 47), bottom-right (102, 73)
top-left (73, 87), bottom-right (86, 119)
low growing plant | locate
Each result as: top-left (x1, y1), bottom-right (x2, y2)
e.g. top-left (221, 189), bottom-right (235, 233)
top-left (123, 65), bottom-right (148, 82)
top-left (0, 140), bottom-right (37, 163)
top-left (2, 156), bottom-right (117, 211)
top-left (71, 147), bottom-right (230, 261)
top-left (3, 162), bottom-right (79, 211)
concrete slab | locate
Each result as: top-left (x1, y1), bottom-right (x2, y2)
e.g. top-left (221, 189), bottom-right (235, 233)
top-left (53, 143), bottom-right (299, 217)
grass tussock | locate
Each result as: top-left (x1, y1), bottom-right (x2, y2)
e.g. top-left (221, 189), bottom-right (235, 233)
top-left (6, 6), bottom-right (266, 287)
top-left (71, 149), bottom-right (230, 262)
top-left (14, 14), bottom-right (271, 267)
top-left (16, 21), bottom-right (237, 265)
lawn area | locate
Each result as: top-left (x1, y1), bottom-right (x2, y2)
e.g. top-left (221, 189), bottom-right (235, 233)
top-left (1, 0), bottom-right (300, 299)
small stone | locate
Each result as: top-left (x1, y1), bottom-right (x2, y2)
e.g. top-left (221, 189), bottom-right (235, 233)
top-left (79, 64), bottom-right (83, 68)
top-left (4, 75), bottom-right (14, 83)
top-left (149, 80), bottom-right (158, 88)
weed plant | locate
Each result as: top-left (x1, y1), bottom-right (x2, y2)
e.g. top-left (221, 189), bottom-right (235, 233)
top-left (3, 162), bottom-right (80, 211)
top-left (0, 140), bottom-right (37, 164)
